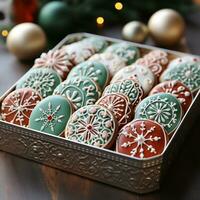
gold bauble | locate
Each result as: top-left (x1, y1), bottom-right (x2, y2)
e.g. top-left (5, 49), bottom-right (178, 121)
top-left (7, 23), bottom-right (47, 60)
top-left (122, 21), bottom-right (149, 43)
top-left (148, 9), bottom-right (185, 46)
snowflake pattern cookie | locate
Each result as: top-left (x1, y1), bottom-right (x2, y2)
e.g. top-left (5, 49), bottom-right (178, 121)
top-left (160, 62), bottom-right (200, 93)
top-left (116, 119), bottom-right (167, 159)
top-left (103, 79), bottom-right (144, 108)
top-left (53, 77), bottom-right (101, 110)
top-left (150, 80), bottom-right (193, 114)
top-left (105, 42), bottom-right (140, 65)
top-left (33, 49), bottom-right (73, 80)
top-left (65, 105), bottom-right (117, 148)
top-left (67, 60), bottom-right (110, 89)
top-left (1, 88), bottom-right (42, 127)
top-left (16, 68), bottom-right (62, 98)
top-left (96, 93), bottom-right (132, 128)
top-left (29, 95), bottom-right (73, 136)
top-left (135, 93), bottom-right (182, 135)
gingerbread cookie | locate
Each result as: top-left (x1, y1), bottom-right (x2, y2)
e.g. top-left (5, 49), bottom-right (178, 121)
top-left (53, 77), bottom-right (101, 110)
top-left (33, 49), bottom-right (72, 80)
top-left (135, 93), bottom-right (182, 135)
top-left (105, 42), bottom-right (140, 65)
top-left (111, 64), bottom-right (155, 95)
top-left (29, 95), bottom-right (73, 136)
top-left (65, 105), bottom-right (118, 148)
top-left (89, 52), bottom-right (126, 76)
top-left (150, 80), bottom-right (193, 114)
top-left (96, 93), bottom-right (132, 128)
top-left (16, 68), bottom-right (61, 98)
top-left (103, 79), bottom-right (144, 108)
top-left (116, 119), bottom-right (167, 159)
top-left (136, 50), bottom-right (169, 78)
top-left (160, 62), bottom-right (200, 93)
top-left (67, 61), bottom-right (110, 89)
top-left (1, 88), bottom-right (42, 127)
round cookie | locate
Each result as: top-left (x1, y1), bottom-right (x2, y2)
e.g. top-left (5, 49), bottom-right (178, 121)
top-left (103, 79), bottom-right (144, 108)
top-left (116, 119), bottom-right (167, 159)
top-left (149, 80), bottom-right (193, 114)
top-left (89, 52), bottom-right (126, 76)
top-left (67, 60), bottom-right (110, 89)
top-left (33, 49), bottom-right (72, 80)
top-left (160, 62), bottom-right (200, 93)
top-left (53, 77), bottom-right (101, 110)
top-left (111, 64), bottom-right (155, 95)
top-left (29, 95), bottom-right (73, 136)
top-left (105, 42), bottom-right (140, 65)
top-left (16, 68), bottom-right (61, 98)
top-left (1, 88), bottom-right (42, 127)
top-left (96, 93), bottom-right (132, 128)
top-left (135, 93), bottom-right (182, 135)
top-left (65, 105), bottom-right (118, 148)
top-left (136, 50), bottom-right (169, 78)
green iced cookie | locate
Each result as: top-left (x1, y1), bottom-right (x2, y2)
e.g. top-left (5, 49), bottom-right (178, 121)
top-left (67, 61), bottom-right (110, 89)
top-left (16, 68), bottom-right (61, 98)
top-left (105, 42), bottom-right (140, 65)
top-left (135, 93), bottom-right (182, 135)
top-left (29, 95), bottom-right (73, 136)
top-left (53, 76), bottom-right (101, 110)
top-left (160, 61), bottom-right (200, 93)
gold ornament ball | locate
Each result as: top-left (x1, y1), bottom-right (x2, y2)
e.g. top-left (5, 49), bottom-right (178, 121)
top-left (7, 23), bottom-right (47, 60)
top-left (148, 9), bottom-right (185, 46)
top-left (122, 21), bottom-right (149, 43)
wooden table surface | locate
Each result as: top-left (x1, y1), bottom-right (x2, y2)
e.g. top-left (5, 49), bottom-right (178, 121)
top-left (0, 13), bottom-right (200, 200)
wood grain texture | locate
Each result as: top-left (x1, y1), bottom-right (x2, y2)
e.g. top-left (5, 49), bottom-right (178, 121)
top-left (0, 12), bottom-right (200, 200)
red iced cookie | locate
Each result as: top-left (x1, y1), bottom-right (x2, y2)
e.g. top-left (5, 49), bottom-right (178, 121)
top-left (149, 80), bottom-right (193, 113)
top-left (96, 93), bottom-right (133, 128)
top-left (1, 88), bottom-right (42, 127)
top-left (116, 119), bottom-right (167, 159)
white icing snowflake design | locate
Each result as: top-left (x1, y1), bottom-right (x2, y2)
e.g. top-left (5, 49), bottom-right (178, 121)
top-left (35, 102), bottom-right (64, 132)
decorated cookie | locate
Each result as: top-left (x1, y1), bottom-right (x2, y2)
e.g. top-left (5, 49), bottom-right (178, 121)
top-left (103, 79), bottom-right (144, 108)
top-left (65, 105), bottom-right (117, 148)
top-left (1, 88), bottom-right (42, 127)
top-left (135, 93), bottom-right (182, 135)
top-left (33, 49), bottom-right (72, 80)
top-left (67, 61), bottom-right (110, 89)
top-left (111, 64), bottom-right (155, 95)
top-left (16, 68), bottom-right (61, 98)
top-left (89, 52), bottom-right (126, 76)
top-left (160, 62), bottom-right (200, 93)
top-left (136, 50), bottom-right (169, 78)
top-left (105, 42), bottom-right (140, 65)
top-left (29, 95), bottom-right (73, 136)
top-left (96, 93), bottom-right (132, 128)
top-left (149, 80), bottom-right (193, 114)
top-left (116, 119), bottom-right (167, 159)
top-left (53, 77), bottom-right (101, 110)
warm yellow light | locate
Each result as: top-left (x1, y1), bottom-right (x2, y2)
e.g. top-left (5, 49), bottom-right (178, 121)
top-left (115, 2), bottom-right (123, 10)
top-left (1, 30), bottom-right (9, 37)
top-left (96, 17), bottom-right (104, 25)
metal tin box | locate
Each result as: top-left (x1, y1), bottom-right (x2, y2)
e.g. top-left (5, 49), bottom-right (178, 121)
top-left (0, 33), bottom-right (199, 194)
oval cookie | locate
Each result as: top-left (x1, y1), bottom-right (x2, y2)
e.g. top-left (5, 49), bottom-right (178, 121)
top-left (116, 119), bottom-right (167, 159)
top-left (1, 88), bottom-right (42, 127)
top-left (16, 68), bottom-right (62, 98)
top-left (135, 93), bottom-right (182, 135)
top-left (29, 95), bottom-right (73, 136)
top-left (149, 80), bottom-right (193, 114)
top-left (65, 105), bottom-right (118, 148)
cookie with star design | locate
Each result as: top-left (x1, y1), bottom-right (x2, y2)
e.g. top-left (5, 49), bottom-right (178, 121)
top-left (1, 88), bottom-right (42, 127)
top-left (65, 105), bottom-right (118, 148)
top-left (29, 95), bottom-right (73, 136)
top-left (116, 119), bottom-right (167, 159)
